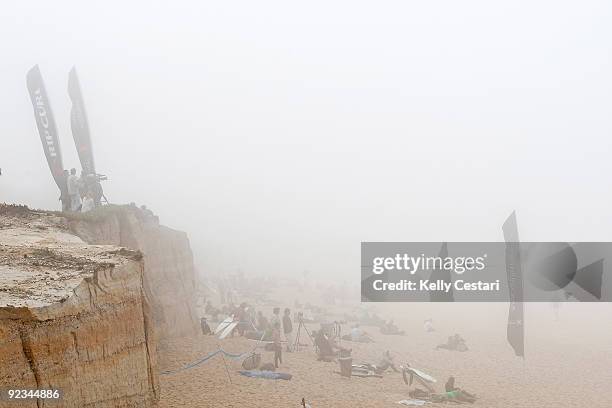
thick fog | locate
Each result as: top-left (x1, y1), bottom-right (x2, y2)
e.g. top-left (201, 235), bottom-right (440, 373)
top-left (1, 1), bottom-right (611, 281)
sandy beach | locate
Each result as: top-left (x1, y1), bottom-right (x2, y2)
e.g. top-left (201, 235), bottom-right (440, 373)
top-left (158, 288), bottom-right (612, 408)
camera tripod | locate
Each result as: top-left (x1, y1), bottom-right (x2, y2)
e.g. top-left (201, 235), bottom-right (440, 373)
top-left (293, 318), bottom-right (314, 352)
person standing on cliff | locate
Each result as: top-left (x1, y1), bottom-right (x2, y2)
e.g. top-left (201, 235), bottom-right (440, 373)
top-left (81, 190), bottom-right (95, 213)
top-left (91, 176), bottom-right (104, 207)
top-left (59, 169), bottom-right (70, 211)
top-left (67, 168), bottom-right (81, 211)
top-left (77, 170), bottom-right (88, 198)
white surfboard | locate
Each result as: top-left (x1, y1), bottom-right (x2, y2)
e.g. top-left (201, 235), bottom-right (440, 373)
top-left (218, 321), bottom-right (239, 340)
top-left (406, 367), bottom-right (437, 383)
top-left (214, 317), bottom-right (234, 335)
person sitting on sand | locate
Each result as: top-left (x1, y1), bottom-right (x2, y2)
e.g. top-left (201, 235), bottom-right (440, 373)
top-left (375, 350), bottom-right (400, 373)
top-left (350, 324), bottom-right (373, 343)
top-left (314, 329), bottom-right (344, 361)
top-left (313, 330), bottom-right (334, 360)
top-left (430, 385), bottom-right (476, 404)
top-left (445, 376), bottom-right (477, 402)
top-left (200, 317), bottom-right (211, 335)
top-left (380, 320), bottom-right (404, 335)
top-left (409, 386), bottom-right (477, 404)
top-left (438, 389), bottom-right (477, 404)
top-left (435, 333), bottom-right (468, 352)
top-left (423, 318), bottom-right (435, 332)
top-left (358, 350), bottom-right (400, 375)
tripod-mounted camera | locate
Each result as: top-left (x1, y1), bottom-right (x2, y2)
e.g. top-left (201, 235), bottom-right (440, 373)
top-left (293, 312), bottom-right (314, 352)
top-left (293, 314), bottom-right (345, 352)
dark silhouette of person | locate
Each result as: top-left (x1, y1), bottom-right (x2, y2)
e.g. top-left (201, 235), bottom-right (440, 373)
top-left (59, 169), bottom-right (70, 211)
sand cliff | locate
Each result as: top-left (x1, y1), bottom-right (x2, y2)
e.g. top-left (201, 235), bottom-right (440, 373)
top-left (0, 204), bottom-right (199, 407)
top-left (67, 205), bottom-right (199, 339)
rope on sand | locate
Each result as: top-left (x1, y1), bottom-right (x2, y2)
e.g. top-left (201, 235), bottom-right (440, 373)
top-left (160, 334), bottom-right (266, 375)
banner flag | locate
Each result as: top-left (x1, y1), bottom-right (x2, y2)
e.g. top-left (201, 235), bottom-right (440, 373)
top-left (68, 66), bottom-right (96, 175)
top-left (503, 211), bottom-right (525, 358)
top-left (26, 65), bottom-right (64, 189)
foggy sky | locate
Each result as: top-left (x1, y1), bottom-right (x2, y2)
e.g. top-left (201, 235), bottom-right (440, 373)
top-left (1, 1), bottom-right (611, 281)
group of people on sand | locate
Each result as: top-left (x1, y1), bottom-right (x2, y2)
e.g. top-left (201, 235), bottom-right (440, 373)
top-left (200, 291), bottom-right (476, 403)
top-left (266, 307), bottom-right (295, 368)
top-left (311, 310), bottom-right (476, 403)
top-left (59, 168), bottom-right (104, 212)
top-left (201, 301), bottom-right (296, 369)
top-left (325, 330), bottom-right (476, 404)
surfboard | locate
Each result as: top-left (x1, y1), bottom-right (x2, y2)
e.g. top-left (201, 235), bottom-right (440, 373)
top-left (214, 317), bottom-right (234, 335)
top-left (218, 321), bottom-right (239, 340)
top-left (406, 367), bottom-right (436, 383)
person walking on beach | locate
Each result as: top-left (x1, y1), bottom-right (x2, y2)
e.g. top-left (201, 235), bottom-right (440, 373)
top-left (257, 311), bottom-right (269, 332)
top-left (282, 308), bottom-right (293, 352)
top-left (272, 322), bottom-right (282, 368)
top-left (271, 307), bottom-right (281, 328)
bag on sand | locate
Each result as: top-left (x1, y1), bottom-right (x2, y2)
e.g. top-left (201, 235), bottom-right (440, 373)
top-left (241, 353), bottom-right (261, 370)
top-left (338, 357), bottom-right (352, 377)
